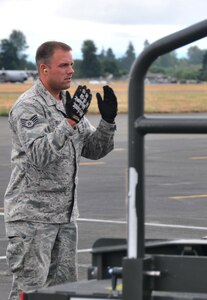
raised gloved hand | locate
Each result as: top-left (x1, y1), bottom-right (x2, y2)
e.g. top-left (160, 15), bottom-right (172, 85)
top-left (65, 85), bottom-right (92, 123)
top-left (96, 85), bottom-right (117, 123)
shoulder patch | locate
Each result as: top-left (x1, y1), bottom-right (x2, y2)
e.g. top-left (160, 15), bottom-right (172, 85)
top-left (21, 115), bottom-right (38, 128)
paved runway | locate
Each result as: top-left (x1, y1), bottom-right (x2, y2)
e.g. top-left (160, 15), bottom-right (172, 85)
top-left (1, 114), bottom-right (207, 299)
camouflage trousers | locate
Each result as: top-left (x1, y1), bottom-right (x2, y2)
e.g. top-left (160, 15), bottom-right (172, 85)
top-left (5, 221), bottom-right (78, 300)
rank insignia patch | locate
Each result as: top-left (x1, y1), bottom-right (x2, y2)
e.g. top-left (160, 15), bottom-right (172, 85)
top-left (21, 115), bottom-right (38, 128)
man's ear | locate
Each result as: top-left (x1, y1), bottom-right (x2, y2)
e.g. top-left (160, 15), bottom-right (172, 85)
top-left (40, 64), bottom-right (48, 75)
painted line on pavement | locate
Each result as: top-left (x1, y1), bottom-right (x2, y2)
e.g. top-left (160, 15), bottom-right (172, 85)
top-left (77, 248), bottom-right (92, 253)
top-left (0, 219), bottom-right (207, 261)
top-left (80, 161), bottom-right (105, 166)
top-left (190, 156), bottom-right (207, 160)
top-left (78, 218), bottom-right (207, 231)
top-left (145, 222), bottom-right (207, 231)
top-left (78, 218), bottom-right (126, 224)
top-left (169, 194), bottom-right (207, 200)
top-left (113, 148), bottom-right (126, 152)
top-left (1, 214), bottom-right (207, 231)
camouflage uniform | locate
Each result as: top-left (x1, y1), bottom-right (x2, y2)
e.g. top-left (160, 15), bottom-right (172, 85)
top-left (4, 79), bottom-right (116, 300)
top-left (6, 221), bottom-right (78, 300)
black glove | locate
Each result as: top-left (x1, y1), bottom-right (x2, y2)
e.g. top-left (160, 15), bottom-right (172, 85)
top-left (96, 85), bottom-right (117, 123)
top-left (65, 85), bottom-right (92, 123)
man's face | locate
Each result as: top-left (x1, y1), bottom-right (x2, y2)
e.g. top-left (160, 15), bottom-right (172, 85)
top-left (46, 49), bottom-right (74, 91)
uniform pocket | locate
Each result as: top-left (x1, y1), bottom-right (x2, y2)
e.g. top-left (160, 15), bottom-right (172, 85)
top-left (6, 222), bottom-right (36, 273)
top-left (6, 236), bottom-right (25, 272)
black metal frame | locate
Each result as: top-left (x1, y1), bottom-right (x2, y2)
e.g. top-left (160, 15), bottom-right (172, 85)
top-left (124, 19), bottom-right (207, 300)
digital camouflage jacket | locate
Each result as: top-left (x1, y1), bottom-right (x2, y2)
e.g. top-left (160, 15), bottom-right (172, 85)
top-left (4, 79), bottom-right (116, 223)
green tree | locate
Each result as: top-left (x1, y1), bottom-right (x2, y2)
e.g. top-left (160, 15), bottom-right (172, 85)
top-left (99, 48), bottom-right (120, 77)
top-left (80, 40), bottom-right (101, 78)
top-left (0, 39), bottom-right (18, 69)
top-left (118, 42), bottom-right (136, 73)
top-left (154, 51), bottom-right (178, 68)
top-left (72, 59), bottom-right (82, 79)
top-left (143, 39), bottom-right (150, 49)
top-left (199, 51), bottom-right (207, 81)
top-left (187, 46), bottom-right (204, 65)
top-left (9, 30), bottom-right (28, 58)
top-left (0, 30), bottom-right (29, 69)
top-left (105, 48), bottom-right (116, 60)
top-left (99, 48), bottom-right (106, 60)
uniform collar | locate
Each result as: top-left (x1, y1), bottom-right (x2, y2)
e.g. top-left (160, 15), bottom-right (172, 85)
top-left (35, 78), bottom-right (61, 107)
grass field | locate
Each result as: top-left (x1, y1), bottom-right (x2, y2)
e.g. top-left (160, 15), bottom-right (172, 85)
top-left (0, 79), bottom-right (207, 115)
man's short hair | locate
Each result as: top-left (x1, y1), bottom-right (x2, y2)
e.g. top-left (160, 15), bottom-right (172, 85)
top-left (35, 41), bottom-right (72, 68)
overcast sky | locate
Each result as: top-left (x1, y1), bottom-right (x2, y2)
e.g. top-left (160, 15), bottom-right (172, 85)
top-left (0, 0), bottom-right (206, 62)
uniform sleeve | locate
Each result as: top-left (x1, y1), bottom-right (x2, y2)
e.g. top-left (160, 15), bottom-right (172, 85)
top-left (81, 118), bottom-right (116, 160)
top-left (10, 103), bottom-right (76, 169)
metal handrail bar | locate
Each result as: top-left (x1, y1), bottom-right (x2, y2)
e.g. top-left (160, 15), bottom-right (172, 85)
top-left (128, 19), bottom-right (207, 259)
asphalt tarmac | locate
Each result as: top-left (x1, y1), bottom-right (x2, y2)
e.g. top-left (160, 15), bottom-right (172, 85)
top-left (1, 114), bottom-right (207, 299)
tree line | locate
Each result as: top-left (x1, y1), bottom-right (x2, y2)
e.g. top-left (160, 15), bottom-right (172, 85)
top-left (0, 30), bottom-right (206, 81)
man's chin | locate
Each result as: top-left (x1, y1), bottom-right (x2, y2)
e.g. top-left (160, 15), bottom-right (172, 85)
top-left (62, 83), bottom-right (71, 90)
